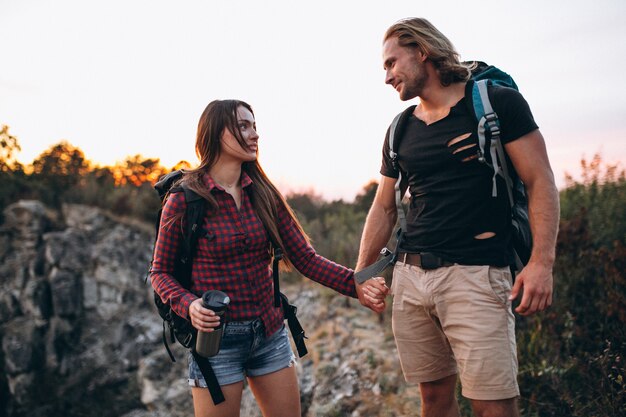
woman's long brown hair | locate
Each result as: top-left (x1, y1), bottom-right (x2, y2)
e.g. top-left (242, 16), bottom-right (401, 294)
top-left (167, 99), bottom-right (308, 270)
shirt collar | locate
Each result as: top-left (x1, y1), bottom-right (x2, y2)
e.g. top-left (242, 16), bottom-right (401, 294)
top-left (204, 171), bottom-right (253, 191)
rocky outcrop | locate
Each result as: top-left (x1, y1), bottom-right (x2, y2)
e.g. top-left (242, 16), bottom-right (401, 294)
top-left (0, 201), bottom-right (157, 417)
top-left (0, 200), bottom-right (417, 417)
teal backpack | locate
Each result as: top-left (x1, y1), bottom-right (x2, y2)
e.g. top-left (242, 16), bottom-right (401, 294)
top-left (355, 62), bottom-right (531, 283)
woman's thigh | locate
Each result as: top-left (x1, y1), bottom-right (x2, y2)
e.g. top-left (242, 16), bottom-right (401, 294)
top-left (191, 381), bottom-right (245, 417)
top-left (248, 366), bottom-right (301, 417)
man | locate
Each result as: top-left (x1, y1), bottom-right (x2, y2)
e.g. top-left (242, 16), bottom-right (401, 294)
top-left (355, 18), bottom-right (559, 417)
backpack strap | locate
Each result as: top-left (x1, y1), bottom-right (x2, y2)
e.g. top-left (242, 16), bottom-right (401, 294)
top-left (389, 105), bottom-right (416, 239)
top-left (191, 351), bottom-right (226, 405)
top-left (471, 80), bottom-right (527, 272)
top-left (472, 79), bottom-right (515, 206)
top-left (272, 246), bottom-right (283, 308)
top-left (280, 292), bottom-right (308, 357)
top-left (180, 187), bottom-right (207, 269)
top-left (265, 227), bottom-right (308, 357)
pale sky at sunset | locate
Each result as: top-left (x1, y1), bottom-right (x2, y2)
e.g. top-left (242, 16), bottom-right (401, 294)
top-left (2, 0), bottom-right (625, 200)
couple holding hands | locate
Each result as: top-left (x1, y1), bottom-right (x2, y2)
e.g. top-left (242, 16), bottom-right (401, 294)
top-left (150, 17), bottom-right (559, 417)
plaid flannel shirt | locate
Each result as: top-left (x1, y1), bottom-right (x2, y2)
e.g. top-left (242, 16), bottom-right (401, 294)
top-left (150, 172), bottom-right (357, 337)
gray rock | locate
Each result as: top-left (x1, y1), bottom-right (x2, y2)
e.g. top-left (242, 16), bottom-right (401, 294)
top-left (62, 204), bottom-right (113, 232)
top-left (2, 200), bottom-right (48, 245)
top-left (2, 317), bottom-right (45, 375)
top-left (0, 289), bottom-right (21, 323)
top-left (83, 274), bottom-right (99, 309)
top-left (299, 359), bottom-right (316, 415)
top-left (20, 276), bottom-right (52, 319)
top-left (48, 267), bottom-right (83, 318)
top-left (43, 229), bottom-right (89, 272)
top-left (0, 232), bottom-right (10, 260)
top-left (44, 316), bottom-right (77, 372)
top-left (137, 348), bottom-right (191, 414)
top-left (6, 372), bottom-right (35, 405)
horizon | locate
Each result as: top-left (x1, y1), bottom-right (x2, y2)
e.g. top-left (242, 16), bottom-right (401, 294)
top-left (6, 135), bottom-right (621, 203)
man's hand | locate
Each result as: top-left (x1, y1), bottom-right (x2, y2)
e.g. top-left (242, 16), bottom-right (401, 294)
top-left (356, 277), bottom-right (389, 313)
top-left (509, 262), bottom-right (553, 316)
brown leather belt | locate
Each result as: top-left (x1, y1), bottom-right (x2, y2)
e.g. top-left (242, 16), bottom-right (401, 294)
top-left (397, 252), bottom-right (454, 270)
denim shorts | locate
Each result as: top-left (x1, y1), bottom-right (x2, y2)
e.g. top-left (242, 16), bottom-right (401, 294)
top-left (188, 319), bottom-right (296, 387)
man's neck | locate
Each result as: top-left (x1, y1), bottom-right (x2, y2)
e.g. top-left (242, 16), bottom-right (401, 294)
top-left (418, 81), bottom-right (466, 112)
top-left (413, 80), bottom-right (467, 125)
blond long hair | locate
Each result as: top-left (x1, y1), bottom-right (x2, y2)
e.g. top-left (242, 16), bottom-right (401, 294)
top-left (384, 17), bottom-right (473, 86)
top-left (171, 99), bottom-right (308, 270)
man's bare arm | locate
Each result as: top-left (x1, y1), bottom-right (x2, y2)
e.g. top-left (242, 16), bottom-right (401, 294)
top-left (353, 175), bottom-right (401, 312)
top-left (356, 175), bottom-right (402, 271)
top-left (505, 129), bottom-right (560, 315)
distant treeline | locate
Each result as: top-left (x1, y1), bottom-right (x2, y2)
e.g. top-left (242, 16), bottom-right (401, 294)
top-left (1, 126), bottom-right (625, 416)
top-left (0, 125), bottom-right (193, 222)
top-left (0, 126), bottom-right (376, 226)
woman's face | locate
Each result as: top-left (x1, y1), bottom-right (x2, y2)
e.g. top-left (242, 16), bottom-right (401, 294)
top-left (220, 105), bottom-right (259, 163)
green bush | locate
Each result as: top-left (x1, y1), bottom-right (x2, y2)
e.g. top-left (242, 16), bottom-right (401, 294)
top-left (517, 157), bottom-right (626, 417)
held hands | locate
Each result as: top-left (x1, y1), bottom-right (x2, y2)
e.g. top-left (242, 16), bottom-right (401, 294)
top-left (356, 277), bottom-right (389, 314)
top-left (508, 261), bottom-right (554, 316)
top-left (189, 298), bottom-right (221, 332)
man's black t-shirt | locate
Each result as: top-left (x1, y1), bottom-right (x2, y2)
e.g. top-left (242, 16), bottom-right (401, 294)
top-left (380, 82), bottom-right (538, 266)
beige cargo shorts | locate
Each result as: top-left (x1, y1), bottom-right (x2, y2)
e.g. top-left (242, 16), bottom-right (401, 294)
top-left (390, 262), bottom-right (519, 400)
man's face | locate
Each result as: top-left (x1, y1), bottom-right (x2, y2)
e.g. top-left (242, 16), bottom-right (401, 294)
top-left (383, 36), bottom-right (427, 101)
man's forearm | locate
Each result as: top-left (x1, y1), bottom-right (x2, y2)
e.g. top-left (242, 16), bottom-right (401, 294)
top-left (356, 203), bottom-right (397, 271)
top-left (526, 176), bottom-right (560, 266)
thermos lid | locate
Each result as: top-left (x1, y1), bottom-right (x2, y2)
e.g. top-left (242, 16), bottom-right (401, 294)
top-left (202, 290), bottom-right (230, 311)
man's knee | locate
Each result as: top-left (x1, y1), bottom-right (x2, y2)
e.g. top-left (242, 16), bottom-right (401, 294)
top-left (419, 374), bottom-right (458, 407)
top-left (470, 397), bottom-right (519, 417)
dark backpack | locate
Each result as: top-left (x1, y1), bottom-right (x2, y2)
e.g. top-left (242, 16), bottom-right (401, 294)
top-left (151, 170), bottom-right (205, 356)
top-left (355, 62), bottom-right (531, 283)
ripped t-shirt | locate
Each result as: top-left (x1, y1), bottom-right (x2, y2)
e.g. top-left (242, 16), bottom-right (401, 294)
top-left (380, 82), bottom-right (538, 266)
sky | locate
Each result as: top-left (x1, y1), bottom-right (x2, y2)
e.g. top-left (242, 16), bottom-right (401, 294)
top-left (2, 0), bottom-right (625, 201)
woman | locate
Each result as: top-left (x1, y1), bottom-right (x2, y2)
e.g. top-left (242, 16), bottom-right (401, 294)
top-left (150, 99), bottom-right (388, 417)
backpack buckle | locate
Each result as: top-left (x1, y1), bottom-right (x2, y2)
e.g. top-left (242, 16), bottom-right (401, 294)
top-left (390, 151), bottom-right (399, 170)
top-left (483, 113), bottom-right (501, 137)
top-left (179, 332), bottom-right (193, 347)
top-left (477, 148), bottom-right (486, 163)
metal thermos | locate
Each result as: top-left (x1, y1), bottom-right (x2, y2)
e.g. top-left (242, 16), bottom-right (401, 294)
top-left (195, 290), bottom-right (230, 357)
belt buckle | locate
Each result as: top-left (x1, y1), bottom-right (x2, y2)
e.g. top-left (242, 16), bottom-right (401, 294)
top-left (420, 252), bottom-right (442, 270)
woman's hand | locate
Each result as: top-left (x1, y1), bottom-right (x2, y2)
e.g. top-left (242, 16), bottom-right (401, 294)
top-left (356, 276), bottom-right (389, 313)
top-left (189, 298), bottom-right (221, 332)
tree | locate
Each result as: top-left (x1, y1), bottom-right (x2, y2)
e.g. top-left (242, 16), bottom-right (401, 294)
top-left (31, 141), bottom-right (90, 206)
top-left (112, 154), bottom-right (167, 186)
top-left (0, 125), bottom-right (23, 173)
top-left (0, 125), bottom-right (28, 216)
top-left (286, 191), bottom-right (325, 222)
top-left (354, 180), bottom-right (378, 212)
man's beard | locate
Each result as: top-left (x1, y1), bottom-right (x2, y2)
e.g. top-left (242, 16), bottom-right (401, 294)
top-left (400, 64), bottom-right (428, 101)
